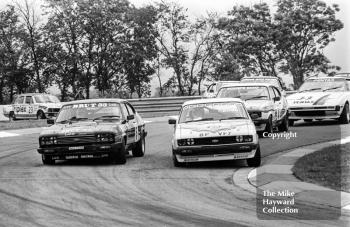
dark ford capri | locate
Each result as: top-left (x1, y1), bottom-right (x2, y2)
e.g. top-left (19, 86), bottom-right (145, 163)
top-left (37, 99), bottom-right (147, 165)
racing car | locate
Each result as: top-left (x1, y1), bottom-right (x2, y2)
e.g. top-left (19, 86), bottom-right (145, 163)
top-left (4, 93), bottom-right (62, 120)
top-left (203, 81), bottom-right (240, 98)
top-left (216, 83), bottom-right (289, 134)
top-left (241, 76), bottom-right (287, 95)
top-left (37, 99), bottom-right (147, 165)
top-left (168, 98), bottom-right (261, 167)
top-left (287, 75), bottom-right (350, 125)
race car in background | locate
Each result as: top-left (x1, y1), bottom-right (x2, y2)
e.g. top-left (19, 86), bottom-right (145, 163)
top-left (216, 83), bottom-right (289, 134)
top-left (240, 76), bottom-right (288, 95)
top-left (203, 81), bottom-right (240, 98)
top-left (287, 75), bottom-right (350, 125)
top-left (37, 99), bottom-right (147, 165)
top-left (169, 98), bottom-right (261, 167)
top-left (4, 93), bottom-right (62, 120)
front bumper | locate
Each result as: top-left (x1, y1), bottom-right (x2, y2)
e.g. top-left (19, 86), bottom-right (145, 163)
top-left (37, 143), bottom-right (122, 160)
top-left (289, 106), bottom-right (342, 120)
top-left (173, 143), bottom-right (258, 163)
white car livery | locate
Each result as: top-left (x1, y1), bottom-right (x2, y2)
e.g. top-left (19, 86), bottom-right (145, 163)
top-left (287, 75), bottom-right (350, 125)
top-left (5, 93), bottom-right (62, 120)
top-left (216, 83), bottom-right (289, 134)
top-left (168, 98), bottom-right (261, 167)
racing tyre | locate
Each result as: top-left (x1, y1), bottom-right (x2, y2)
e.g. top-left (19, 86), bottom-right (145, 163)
top-left (110, 139), bottom-right (127, 164)
top-left (339, 103), bottom-right (350, 124)
top-left (132, 136), bottom-right (145, 157)
top-left (37, 110), bottom-right (46, 120)
top-left (42, 155), bottom-right (55, 165)
top-left (247, 146), bottom-right (261, 167)
top-left (264, 116), bottom-right (273, 134)
top-left (9, 112), bottom-right (16, 121)
top-left (288, 120), bottom-right (295, 127)
top-left (173, 151), bottom-right (185, 167)
top-left (278, 115), bottom-right (289, 132)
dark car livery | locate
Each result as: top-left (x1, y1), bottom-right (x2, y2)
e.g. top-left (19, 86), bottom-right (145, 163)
top-left (37, 99), bottom-right (147, 165)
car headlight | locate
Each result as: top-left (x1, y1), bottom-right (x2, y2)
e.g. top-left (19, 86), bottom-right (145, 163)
top-left (40, 136), bottom-right (57, 146)
top-left (96, 133), bottom-right (115, 143)
top-left (235, 135), bottom-right (253, 143)
top-left (177, 138), bottom-right (195, 146)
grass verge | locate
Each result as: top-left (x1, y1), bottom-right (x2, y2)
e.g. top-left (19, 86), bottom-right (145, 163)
top-left (292, 143), bottom-right (350, 192)
top-left (0, 119), bottom-right (48, 131)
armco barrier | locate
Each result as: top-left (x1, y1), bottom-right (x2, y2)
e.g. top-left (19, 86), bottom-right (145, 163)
top-left (127, 96), bottom-right (201, 118)
top-left (0, 96), bottom-right (202, 121)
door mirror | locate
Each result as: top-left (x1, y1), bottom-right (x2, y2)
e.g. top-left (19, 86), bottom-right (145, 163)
top-left (127, 115), bottom-right (135, 121)
top-left (273, 96), bottom-right (281, 102)
top-left (168, 118), bottom-right (177, 125)
top-left (47, 118), bottom-right (55, 125)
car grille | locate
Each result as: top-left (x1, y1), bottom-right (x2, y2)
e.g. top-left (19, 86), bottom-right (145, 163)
top-left (294, 111), bottom-right (326, 116)
top-left (56, 135), bottom-right (96, 145)
top-left (47, 108), bottom-right (61, 117)
top-left (178, 136), bottom-right (253, 146)
top-left (248, 111), bottom-right (262, 118)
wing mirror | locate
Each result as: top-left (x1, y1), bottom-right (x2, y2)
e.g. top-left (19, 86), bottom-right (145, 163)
top-left (273, 97), bottom-right (281, 102)
top-left (168, 118), bottom-right (177, 125)
top-left (127, 115), bottom-right (135, 121)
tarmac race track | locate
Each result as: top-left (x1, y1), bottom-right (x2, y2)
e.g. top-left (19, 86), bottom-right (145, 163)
top-left (0, 119), bottom-right (349, 227)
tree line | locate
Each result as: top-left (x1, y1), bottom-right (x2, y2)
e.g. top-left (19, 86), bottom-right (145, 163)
top-left (0, 0), bottom-right (343, 103)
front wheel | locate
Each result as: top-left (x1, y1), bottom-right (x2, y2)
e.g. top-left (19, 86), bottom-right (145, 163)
top-left (172, 151), bottom-right (185, 167)
top-left (42, 155), bottom-right (55, 165)
top-left (264, 116), bottom-right (273, 134)
top-left (132, 136), bottom-right (145, 157)
top-left (9, 112), bottom-right (16, 121)
top-left (339, 103), bottom-right (350, 124)
top-left (278, 115), bottom-right (289, 132)
top-left (37, 110), bottom-right (46, 119)
top-left (110, 139), bottom-right (127, 164)
top-left (247, 146), bottom-right (261, 167)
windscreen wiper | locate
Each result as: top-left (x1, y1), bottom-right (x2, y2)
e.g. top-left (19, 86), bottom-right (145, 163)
top-left (184, 118), bottom-right (214, 123)
top-left (245, 96), bottom-right (268, 101)
top-left (93, 115), bottom-right (121, 121)
top-left (323, 86), bottom-right (342, 92)
top-left (300, 88), bottom-right (322, 93)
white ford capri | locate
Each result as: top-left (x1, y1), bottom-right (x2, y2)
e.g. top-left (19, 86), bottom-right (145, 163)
top-left (287, 75), bottom-right (350, 125)
top-left (168, 98), bottom-right (260, 167)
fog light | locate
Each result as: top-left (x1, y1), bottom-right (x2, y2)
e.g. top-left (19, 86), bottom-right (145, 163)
top-left (236, 136), bottom-right (244, 143)
top-left (181, 150), bottom-right (192, 154)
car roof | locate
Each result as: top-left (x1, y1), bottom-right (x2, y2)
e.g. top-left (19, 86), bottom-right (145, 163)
top-left (182, 98), bottom-right (244, 106)
top-left (62, 98), bottom-right (126, 106)
top-left (306, 76), bottom-right (349, 80)
top-left (241, 76), bottom-right (280, 80)
top-left (220, 82), bottom-right (273, 88)
top-left (16, 93), bottom-right (54, 96)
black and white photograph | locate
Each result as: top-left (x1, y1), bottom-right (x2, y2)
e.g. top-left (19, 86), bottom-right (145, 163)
top-left (0, 0), bottom-right (349, 226)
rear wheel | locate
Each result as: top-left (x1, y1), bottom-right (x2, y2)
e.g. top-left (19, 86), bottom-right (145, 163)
top-left (339, 103), bottom-right (350, 124)
top-left (42, 155), bottom-right (55, 165)
top-left (110, 139), bottom-right (126, 164)
top-left (37, 110), bottom-right (46, 119)
top-left (132, 136), bottom-right (145, 157)
top-left (247, 146), bottom-right (261, 167)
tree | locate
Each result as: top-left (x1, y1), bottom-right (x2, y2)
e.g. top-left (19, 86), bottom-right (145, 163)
top-left (217, 3), bottom-right (280, 78)
top-left (275, 0), bottom-right (343, 88)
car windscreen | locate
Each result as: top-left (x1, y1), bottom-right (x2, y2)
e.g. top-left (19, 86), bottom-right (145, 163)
top-left (299, 79), bottom-right (347, 92)
top-left (217, 86), bottom-right (270, 101)
top-left (56, 103), bottom-right (121, 123)
top-left (34, 95), bottom-right (60, 103)
top-left (179, 102), bottom-right (248, 123)
top-left (241, 78), bottom-right (281, 89)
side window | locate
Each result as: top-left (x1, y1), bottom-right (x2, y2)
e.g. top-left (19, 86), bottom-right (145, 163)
top-left (268, 87), bottom-right (275, 100)
top-left (25, 96), bottom-right (33, 104)
top-left (120, 103), bottom-right (129, 119)
top-left (125, 103), bottom-right (135, 116)
top-left (15, 96), bottom-right (24, 104)
top-left (273, 87), bottom-right (281, 98)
